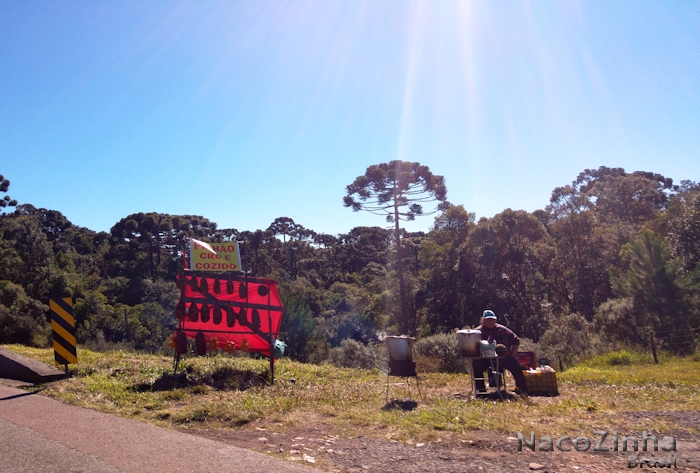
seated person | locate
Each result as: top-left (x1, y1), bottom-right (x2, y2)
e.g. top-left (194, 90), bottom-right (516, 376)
top-left (472, 309), bottom-right (528, 396)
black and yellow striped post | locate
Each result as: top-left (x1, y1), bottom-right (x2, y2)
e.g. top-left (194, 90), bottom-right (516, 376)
top-left (49, 298), bottom-right (77, 371)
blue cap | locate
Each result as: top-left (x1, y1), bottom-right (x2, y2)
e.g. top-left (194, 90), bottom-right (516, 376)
top-left (483, 310), bottom-right (497, 319)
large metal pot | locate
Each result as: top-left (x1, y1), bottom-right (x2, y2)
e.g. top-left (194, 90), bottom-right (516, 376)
top-left (385, 336), bottom-right (415, 362)
top-left (457, 329), bottom-right (482, 357)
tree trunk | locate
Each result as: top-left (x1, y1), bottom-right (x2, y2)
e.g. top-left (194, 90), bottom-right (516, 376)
top-left (124, 308), bottom-right (130, 342)
top-left (394, 200), bottom-right (409, 335)
top-left (156, 230), bottom-right (162, 272)
top-left (148, 239), bottom-right (155, 279)
top-left (650, 331), bottom-right (658, 364)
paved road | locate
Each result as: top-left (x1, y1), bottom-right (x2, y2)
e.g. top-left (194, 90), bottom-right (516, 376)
top-left (0, 385), bottom-right (320, 473)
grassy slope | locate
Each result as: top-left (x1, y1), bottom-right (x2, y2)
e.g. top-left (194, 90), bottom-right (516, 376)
top-left (3, 345), bottom-right (699, 441)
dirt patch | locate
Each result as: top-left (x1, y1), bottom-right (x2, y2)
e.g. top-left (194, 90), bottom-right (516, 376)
top-left (620, 411), bottom-right (700, 440)
top-left (184, 412), bottom-right (700, 472)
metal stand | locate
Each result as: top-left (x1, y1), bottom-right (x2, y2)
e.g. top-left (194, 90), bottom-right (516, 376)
top-left (268, 311), bottom-right (275, 385)
top-left (385, 361), bottom-right (423, 403)
top-left (173, 352), bottom-right (181, 373)
top-left (465, 356), bottom-right (506, 401)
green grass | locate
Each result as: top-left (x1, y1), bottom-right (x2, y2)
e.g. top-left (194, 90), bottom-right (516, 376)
top-left (580, 349), bottom-right (647, 366)
top-left (561, 349), bottom-right (700, 387)
top-left (4, 344), bottom-right (700, 442)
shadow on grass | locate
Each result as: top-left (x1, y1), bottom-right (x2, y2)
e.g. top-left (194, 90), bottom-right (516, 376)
top-left (474, 391), bottom-right (521, 402)
top-left (132, 367), bottom-right (269, 393)
top-left (382, 399), bottom-right (419, 411)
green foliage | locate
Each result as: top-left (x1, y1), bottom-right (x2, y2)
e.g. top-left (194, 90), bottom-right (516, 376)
top-left (463, 209), bottom-right (550, 340)
top-left (0, 281), bottom-right (48, 344)
top-left (665, 183), bottom-right (700, 272)
top-left (612, 230), bottom-right (697, 354)
top-left (594, 297), bottom-right (643, 345)
top-left (579, 350), bottom-right (652, 367)
top-left (320, 310), bottom-right (376, 347)
top-left (343, 161), bottom-right (449, 222)
top-left (417, 206), bottom-right (475, 334)
top-left (74, 292), bottom-right (174, 353)
top-left (317, 282), bottom-right (378, 346)
top-left (279, 291), bottom-right (325, 362)
top-left (344, 161), bottom-right (449, 335)
top-left (0, 174), bottom-right (18, 209)
top-left (539, 313), bottom-right (602, 367)
top-left (335, 227), bottom-right (391, 275)
top-left (329, 338), bottom-right (377, 369)
top-left (543, 167), bottom-right (675, 319)
top-left (517, 337), bottom-right (541, 354)
top-left (0, 165), bottom-right (699, 361)
top-left (0, 214), bottom-right (56, 297)
top-left (413, 332), bottom-right (468, 373)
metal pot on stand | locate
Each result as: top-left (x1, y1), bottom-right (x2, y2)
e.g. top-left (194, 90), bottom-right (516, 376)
top-left (457, 329), bottom-right (482, 357)
top-left (385, 336), bottom-right (415, 361)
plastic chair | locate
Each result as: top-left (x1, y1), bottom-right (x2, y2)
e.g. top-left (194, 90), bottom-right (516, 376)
top-left (516, 351), bottom-right (537, 370)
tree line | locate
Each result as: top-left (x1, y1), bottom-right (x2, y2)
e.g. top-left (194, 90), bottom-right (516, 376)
top-left (0, 165), bottom-right (698, 363)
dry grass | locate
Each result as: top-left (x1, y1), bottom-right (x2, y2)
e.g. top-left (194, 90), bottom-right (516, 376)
top-left (4, 345), bottom-right (699, 442)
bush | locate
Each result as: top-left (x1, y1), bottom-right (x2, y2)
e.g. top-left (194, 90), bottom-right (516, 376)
top-left (579, 349), bottom-right (654, 367)
top-left (539, 313), bottom-right (603, 368)
top-left (600, 350), bottom-right (633, 366)
top-left (692, 348), bottom-right (700, 363)
top-left (518, 337), bottom-right (541, 355)
top-left (329, 339), bottom-right (378, 369)
top-left (320, 311), bottom-right (377, 347)
top-left (82, 331), bottom-right (133, 353)
top-left (414, 332), bottom-right (468, 373)
top-left (280, 292), bottom-right (326, 363)
top-left (0, 281), bottom-right (48, 345)
top-left (593, 298), bottom-right (646, 347)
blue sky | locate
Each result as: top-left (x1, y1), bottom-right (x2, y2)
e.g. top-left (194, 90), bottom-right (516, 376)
top-left (1, 1), bottom-right (698, 236)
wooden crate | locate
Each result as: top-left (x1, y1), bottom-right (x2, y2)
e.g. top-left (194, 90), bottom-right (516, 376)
top-left (524, 371), bottom-right (559, 395)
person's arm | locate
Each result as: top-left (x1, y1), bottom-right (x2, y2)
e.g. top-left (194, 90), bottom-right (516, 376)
top-left (497, 325), bottom-right (520, 357)
top-left (510, 343), bottom-right (519, 358)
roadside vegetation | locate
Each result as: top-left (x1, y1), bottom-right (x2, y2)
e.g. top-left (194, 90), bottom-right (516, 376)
top-left (2, 163), bottom-right (699, 463)
top-left (1, 165), bottom-right (699, 369)
top-left (6, 345), bottom-right (699, 442)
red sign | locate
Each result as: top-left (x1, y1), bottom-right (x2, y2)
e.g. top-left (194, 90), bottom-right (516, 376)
top-left (174, 271), bottom-right (283, 358)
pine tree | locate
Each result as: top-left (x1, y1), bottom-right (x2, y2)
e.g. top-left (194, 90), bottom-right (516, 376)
top-left (0, 174), bottom-right (18, 209)
top-left (344, 161), bottom-right (448, 334)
